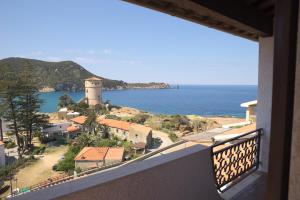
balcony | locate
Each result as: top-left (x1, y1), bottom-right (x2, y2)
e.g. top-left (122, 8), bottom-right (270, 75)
top-left (10, 129), bottom-right (264, 200)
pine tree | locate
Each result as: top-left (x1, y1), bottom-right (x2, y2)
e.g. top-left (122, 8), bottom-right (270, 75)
top-left (17, 65), bottom-right (49, 150)
top-left (58, 94), bottom-right (74, 109)
top-left (0, 71), bottom-right (24, 156)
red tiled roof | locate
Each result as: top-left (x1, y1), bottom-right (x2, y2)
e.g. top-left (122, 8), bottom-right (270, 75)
top-left (74, 147), bottom-right (109, 161)
top-left (67, 125), bottom-right (80, 133)
top-left (98, 119), bottom-right (132, 131)
top-left (129, 124), bottom-right (152, 135)
top-left (74, 147), bottom-right (125, 162)
top-left (71, 116), bottom-right (87, 125)
top-left (105, 147), bottom-right (125, 161)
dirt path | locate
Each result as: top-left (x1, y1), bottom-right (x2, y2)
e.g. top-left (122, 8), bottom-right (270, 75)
top-left (14, 145), bottom-right (68, 189)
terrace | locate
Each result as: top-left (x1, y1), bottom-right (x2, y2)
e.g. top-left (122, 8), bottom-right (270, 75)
top-left (8, 0), bottom-right (300, 199)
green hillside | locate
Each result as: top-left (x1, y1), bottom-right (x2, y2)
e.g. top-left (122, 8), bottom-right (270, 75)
top-left (0, 57), bottom-right (127, 91)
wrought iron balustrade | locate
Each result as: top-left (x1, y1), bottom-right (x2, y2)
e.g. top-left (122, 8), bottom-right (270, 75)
top-left (211, 128), bottom-right (262, 192)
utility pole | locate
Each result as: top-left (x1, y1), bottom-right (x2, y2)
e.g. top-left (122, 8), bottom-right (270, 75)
top-left (0, 118), bottom-right (3, 141)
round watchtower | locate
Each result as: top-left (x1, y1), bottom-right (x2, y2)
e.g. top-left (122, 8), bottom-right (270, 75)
top-left (85, 77), bottom-right (102, 106)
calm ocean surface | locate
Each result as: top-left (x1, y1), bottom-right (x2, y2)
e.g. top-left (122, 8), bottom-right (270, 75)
top-left (39, 85), bottom-right (257, 118)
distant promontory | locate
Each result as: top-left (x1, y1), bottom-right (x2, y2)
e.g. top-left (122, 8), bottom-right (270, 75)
top-left (0, 57), bottom-right (170, 92)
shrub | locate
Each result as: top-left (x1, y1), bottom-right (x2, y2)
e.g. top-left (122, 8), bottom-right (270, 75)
top-left (128, 114), bottom-right (150, 124)
top-left (4, 140), bottom-right (16, 149)
top-left (168, 132), bottom-right (178, 142)
top-left (105, 115), bottom-right (121, 120)
top-left (56, 146), bottom-right (81, 172)
top-left (96, 138), bottom-right (118, 147)
top-left (0, 157), bottom-right (36, 180)
top-left (32, 145), bottom-right (46, 155)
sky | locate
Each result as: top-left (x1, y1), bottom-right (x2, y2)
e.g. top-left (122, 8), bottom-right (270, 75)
top-left (0, 0), bottom-right (259, 85)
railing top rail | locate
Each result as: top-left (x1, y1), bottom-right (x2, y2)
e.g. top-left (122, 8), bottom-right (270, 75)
top-left (211, 128), bottom-right (262, 148)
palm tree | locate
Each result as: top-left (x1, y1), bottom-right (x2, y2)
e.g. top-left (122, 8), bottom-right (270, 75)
top-left (84, 111), bottom-right (98, 134)
top-left (99, 125), bottom-right (110, 139)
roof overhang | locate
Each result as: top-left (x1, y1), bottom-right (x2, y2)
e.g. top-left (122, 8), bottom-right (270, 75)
top-left (123, 0), bottom-right (274, 41)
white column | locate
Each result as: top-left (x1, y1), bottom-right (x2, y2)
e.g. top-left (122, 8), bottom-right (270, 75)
top-left (289, 3), bottom-right (300, 198)
top-left (256, 36), bottom-right (274, 172)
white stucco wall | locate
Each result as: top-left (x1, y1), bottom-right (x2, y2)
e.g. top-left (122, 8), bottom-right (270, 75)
top-left (257, 36), bottom-right (274, 172)
top-left (42, 122), bottom-right (72, 135)
top-left (289, 3), bottom-right (300, 199)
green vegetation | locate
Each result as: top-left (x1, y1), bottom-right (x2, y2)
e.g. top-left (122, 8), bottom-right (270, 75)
top-left (56, 133), bottom-right (132, 172)
top-left (127, 113), bottom-right (151, 124)
top-left (0, 57), bottom-right (127, 91)
top-left (105, 115), bottom-right (121, 120)
top-left (31, 145), bottom-right (46, 155)
top-left (58, 94), bottom-right (75, 108)
top-left (0, 64), bottom-right (49, 156)
top-left (0, 157), bottom-right (36, 181)
top-left (3, 140), bottom-right (16, 149)
top-left (56, 146), bottom-right (80, 173)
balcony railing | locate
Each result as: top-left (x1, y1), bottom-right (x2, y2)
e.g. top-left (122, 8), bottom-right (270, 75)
top-left (211, 128), bottom-right (262, 192)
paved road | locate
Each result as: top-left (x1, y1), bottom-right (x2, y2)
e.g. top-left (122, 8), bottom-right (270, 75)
top-left (150, 130), bottom-right (174, 150)
top-left (182, 128), bottom-right (230, 142)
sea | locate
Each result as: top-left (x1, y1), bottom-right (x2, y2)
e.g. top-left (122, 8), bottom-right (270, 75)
top-left (39, 85), bottom-right (257, 118)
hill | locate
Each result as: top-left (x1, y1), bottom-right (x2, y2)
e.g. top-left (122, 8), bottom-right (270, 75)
top-left (0, 57), bottom-right (169, 92)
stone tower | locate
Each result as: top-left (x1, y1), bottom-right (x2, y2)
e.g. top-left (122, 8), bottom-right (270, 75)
top-left (85, 77), bottom-right (102, 106)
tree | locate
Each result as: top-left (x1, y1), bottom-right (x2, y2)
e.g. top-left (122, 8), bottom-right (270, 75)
top-left (129, 113), bottom-right (150, 124)
top-left (71, 102), bottom-right (89, 115)
top-left (58, 94), bottom-right (74, 109)
top-left (83, 111), bottom-right (98, 134)
top-left (99, 125), bottom-right (110, 139)
top-left (0, 74), bottom-right (24, 156)
top-left (17, 66), bottom-right (49, 149)
top-left (0, 103), bottom-right (6, 141)
top-left (0, 63), bottom-right (49, 155)
top-left (75, 133), bottom-right (94, 149)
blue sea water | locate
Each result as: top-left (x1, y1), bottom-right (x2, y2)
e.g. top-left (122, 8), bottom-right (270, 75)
top-left (39, 85), bottom-right (257, 118)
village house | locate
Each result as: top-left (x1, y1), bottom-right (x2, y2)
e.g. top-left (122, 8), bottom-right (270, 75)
top-left (98, 119), bottom-right (153, 148)
top-left (40, 122), bottom-right (72, 140)
top-left (65, 125), bottom-right (81, 139)
top-left (74, 147), bottom-right (124, 170)
top-left (98, 119), bottom-right (131, 140)
top-left (58, 107), bottom-right (80, 120)
top-left (128, 124), bottom-right (153, 149)
top-left (241, 100), bottom-right (257, 122)
top-left (70, 116), bottom-right (87, 126)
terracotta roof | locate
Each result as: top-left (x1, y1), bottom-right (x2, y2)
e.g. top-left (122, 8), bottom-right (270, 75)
top-left (71, 116), bottom-right (87, 125)
top-left (67, 125), bottom-right (80, 133)
top-left (74, 147), bottom-right (109, 161)
top-left (129, 124), bottom-right (152, 135)
top-left (85, 77), bottom-right (102, 81)
top-left (98, 119), bottom-right (132, 131)
top-left (105, 147), bottom-right (125, 161)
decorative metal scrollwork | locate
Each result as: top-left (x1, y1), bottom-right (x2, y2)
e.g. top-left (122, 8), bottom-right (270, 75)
top-left (211, 129), bottom-right (262, 192)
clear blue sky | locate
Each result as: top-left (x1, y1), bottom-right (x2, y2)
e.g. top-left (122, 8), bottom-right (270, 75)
top-left (0, 0), bottom-right (258, 85)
